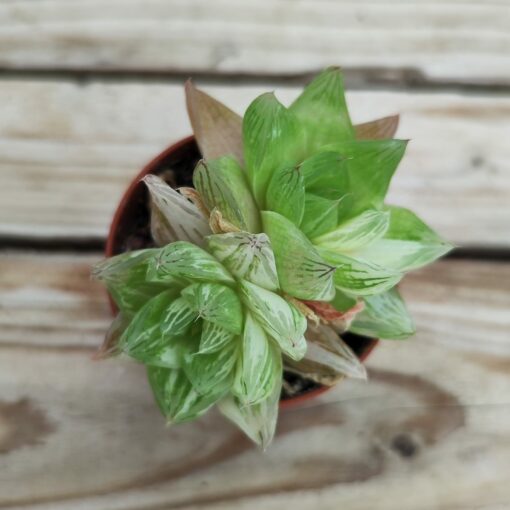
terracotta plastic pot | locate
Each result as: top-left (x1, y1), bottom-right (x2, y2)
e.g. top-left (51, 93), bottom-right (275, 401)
top-left (105, 136), bottom-right (379, 408)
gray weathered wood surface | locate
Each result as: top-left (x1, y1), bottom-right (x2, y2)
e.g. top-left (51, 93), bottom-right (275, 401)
top-left (0, 2), bottom-right (509, 509)
top-left (1, 0), bottom-right (510, 84)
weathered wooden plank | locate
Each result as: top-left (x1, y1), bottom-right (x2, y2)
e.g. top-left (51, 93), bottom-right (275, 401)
top-left (0, 0), bottom-right (509, 84)
top-left (2, 80), bottom-right (509, 247)
top-left (0, 253), bottom-right (509, 509)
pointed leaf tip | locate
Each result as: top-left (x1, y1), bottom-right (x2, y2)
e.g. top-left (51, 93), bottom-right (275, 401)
top-left (355, 115), bottom-right (400, 140)
top-left (185, 82), bottom-right (243, 163)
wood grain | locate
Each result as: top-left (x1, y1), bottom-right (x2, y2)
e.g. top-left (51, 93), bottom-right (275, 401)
top-left (2, 80), bottom-right (509, 247)
top-left (0, 0), bottom-right (509, 85)
top-left (1, 253), bottom-right (509, 509)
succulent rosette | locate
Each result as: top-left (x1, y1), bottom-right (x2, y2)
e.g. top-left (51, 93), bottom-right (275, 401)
top-left (94, 176), bottom-right (365, 447)
top-left (187, 67), bottom-right (453, 340)
top-left (94, 67), bottom-right (452, 448)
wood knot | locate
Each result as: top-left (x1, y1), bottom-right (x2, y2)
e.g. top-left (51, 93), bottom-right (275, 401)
top-left (0, 397), bottom-right (55, 455)
top-left (391, 433), bottom-right (419, 459)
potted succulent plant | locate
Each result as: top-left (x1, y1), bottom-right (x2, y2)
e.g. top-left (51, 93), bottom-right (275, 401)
top-left (93, 68), bottom-right (452, 448)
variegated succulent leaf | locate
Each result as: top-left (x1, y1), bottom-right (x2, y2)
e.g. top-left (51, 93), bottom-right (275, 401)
top-left (243, 92), bottom-right (304, 207)
top-left (218, 379), bottom-right (281, 450)
top-left (193, 157), bottom-right (260, 232)
top-left (146, 241), bottom-right (235, 285)
top-left (350, 288), bottom-right (416, 340)
top-left (206, 231), bottom-right (279, 291)
top-left (262, 211), bottom-right (336, 301)
top-left (181, 282), bottom-right (243, 335)
top-left (318, 247), bottom-right (403, 296)
top-left (147, 365), bottom-right (224, 423)
top-left (92, 249), bottom-right (181, 315)
top-left (233, 311), bottom-right (282, 406)
top-left (290, 66), bottom-right (355, 154)
top-left (352, 206), bottom-right (454, 271)
top-left (239, 279), bottom-right (307, 361)
top-left (118, 290), bottom-right (198, 368)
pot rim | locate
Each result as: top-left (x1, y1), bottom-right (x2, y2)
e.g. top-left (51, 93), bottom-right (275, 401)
top-left (104, 135), bottom-right (379, 408)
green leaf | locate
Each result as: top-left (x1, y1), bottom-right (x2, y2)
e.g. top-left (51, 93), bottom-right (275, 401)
top-left (199, 321), bottom-right (235, 354)
top-left (265, 164), bottom-right (305, 226)
top-left (193, 156), bottom-right (260, 232)
top-left (313, 209), bottom-right (390, 252)
top-left (243, 92), bottom-right (303, 206)
top-left (350, 288), bottom-right (415, 340)
top-left (119, 290), bottom-right (192, 368)
top-left (160, 296), bottom-right (197, 337)
top-left (92, 249), bottom-right (175, 315)
top-left (233, 312), bottom-right (282, 405)
top-left (300, 151), bottom-right (350, 200)
top-left (147, 366), bottom-right (222, 423)
top-left (143, 174), bottom-right (211, 247)
top-left (301, 194), bottom-right (345, 238)
top-left (181, 282), bottom-right (243, 335)
top-left (185, 80), bottom-right (243, 163)
top-left (184, 338), bottom-right (238, 395)
top-left (239, 279), bottom-right (307, 361)
top-left (262, 211), bottom-right (336, 300)
top-left (290, 67), bottom-right (354, 154)
top-left (218, 379), bottom-right (282, 449)
top-left (353, 206), bottom-right (453, 271)
top-left (146, 242), bottom-right (235, 285)
top-left (318, 248), bottom-right (403, 296)
top-left (334, 140), bottom-right (408, 217)
top-left (207, 232), bottom-right (279, 291)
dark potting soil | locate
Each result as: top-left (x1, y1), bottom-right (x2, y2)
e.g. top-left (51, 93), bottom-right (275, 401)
top-left (111, 139), bottom-right (374, 401)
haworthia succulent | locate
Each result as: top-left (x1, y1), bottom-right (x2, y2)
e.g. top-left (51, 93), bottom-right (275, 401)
top-left (218, 379), bottom-right (282, 450)
top-left (206, 232), bottom-right (279, 291)
top-left (313, 209), bottom-right (390, 253)
top-left (193, 157), bottom-right (260, 232)
top-left (350, 288), bottom-right (416, 340)
top-left (353, 206), bottom-right (453, 271)
top-left (327, 139), bottom-right (408, 219)
top-left (119, 290), bottom-right (194, 368)
top-left (300, 193), bottom-right (344, 238)
top-left (92, 248), bottom-right (175, 315)
top-left (198, 321), bottom-right (235, 354)
top-left (318, 248), bottom-right (403, 296)
top-left (243, 92), bottom-right (304, 206)
top-left (262, 211), bottom-right (336, 301)
top-left (159, 296), bottom-right (197, 337)
top-left (94, 67), bottom-right (453, 449)
top-left (147, 366), bottom-right (223, 423)
top-left (181, 282), bottom-right (243, 335)
top-left (146, 241), bottom-right (235, 285)
top-left (233, 312), bottom-right (282, 406)
top-left (265, 164), bottom-right (306, 226)
top-left (299, 151), bottom-right (350, 200)
top-left (290, 67), bottom-right (354, 154)
top-left (184, 338), bottom-right (238, 395)
top-left (239, 279), bottom-right (307, 361)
